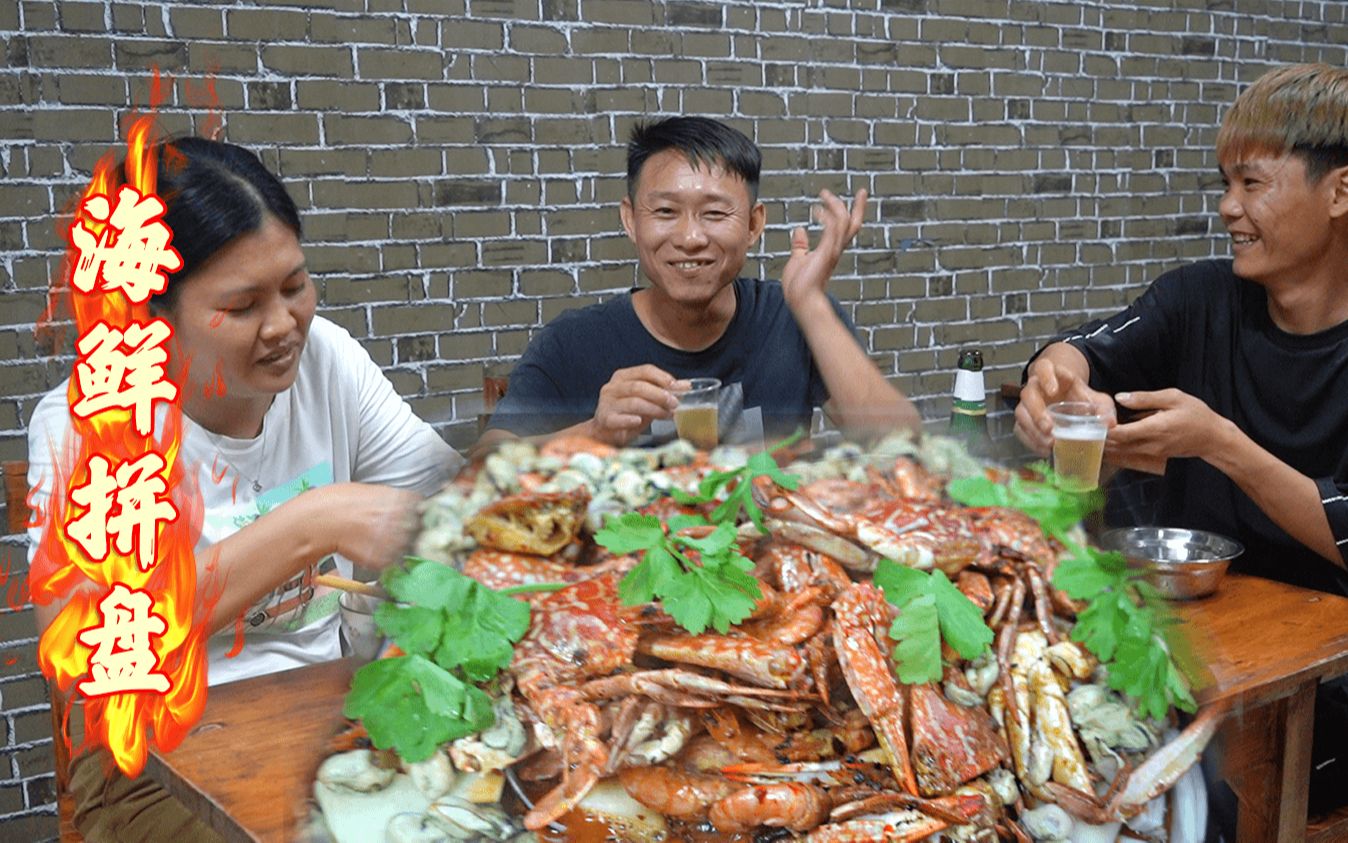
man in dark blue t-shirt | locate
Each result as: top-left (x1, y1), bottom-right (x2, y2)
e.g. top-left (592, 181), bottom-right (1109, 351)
top-left (479, 116), bottom-right (919, 450)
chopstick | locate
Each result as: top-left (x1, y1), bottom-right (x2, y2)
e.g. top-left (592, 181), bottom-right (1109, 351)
top-left (315, 574), bottom-right (387, 599)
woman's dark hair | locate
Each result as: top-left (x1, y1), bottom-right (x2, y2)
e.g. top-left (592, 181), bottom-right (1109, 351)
top-left (626, 117), bottom-right (762, 202)
top-left (150, 137), bottom-right (301, 308)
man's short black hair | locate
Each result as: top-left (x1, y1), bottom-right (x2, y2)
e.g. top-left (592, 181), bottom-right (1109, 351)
top-left (626, 117), bottom-right (761, 202)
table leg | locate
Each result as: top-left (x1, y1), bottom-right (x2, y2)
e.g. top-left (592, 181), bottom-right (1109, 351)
top-left (1221, 681), bottom-right (1315, 843)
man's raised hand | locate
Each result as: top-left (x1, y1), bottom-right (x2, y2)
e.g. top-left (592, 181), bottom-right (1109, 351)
top-left (780, 188), bottom-right (868, 311)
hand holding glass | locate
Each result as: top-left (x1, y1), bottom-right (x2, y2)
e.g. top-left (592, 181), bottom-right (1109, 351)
top-left (674, 378), bottom-right (720, 450)
top-left (1048, 401), bottom-right (1107, 492)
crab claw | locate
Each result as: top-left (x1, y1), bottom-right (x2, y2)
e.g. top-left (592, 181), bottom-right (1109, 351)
top-left (1106, 701), bottom-right (1228, 818)
top-left (1047, 701), bottom-right (1229, 824)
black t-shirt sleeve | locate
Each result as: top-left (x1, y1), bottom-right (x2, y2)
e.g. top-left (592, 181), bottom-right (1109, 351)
top-left (1024, 265), bottom-right (1197, 394)
top-left (1315, 476), bottom-right (1348, 566)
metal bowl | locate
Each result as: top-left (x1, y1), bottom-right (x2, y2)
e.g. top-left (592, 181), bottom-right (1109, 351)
top-left (1099, 527), bottom-right (1244, 600)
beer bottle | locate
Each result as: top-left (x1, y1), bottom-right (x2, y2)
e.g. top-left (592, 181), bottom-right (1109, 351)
top-left (949, 349), bottom-right (992, 457)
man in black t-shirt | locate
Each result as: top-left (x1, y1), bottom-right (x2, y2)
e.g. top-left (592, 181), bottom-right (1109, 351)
top-left (1016, 64), bottom-right (1348, 595)
top-left (1015, 64), bottom-right (1348, 824)
top-left (479, 117), bottom-right (919, 450)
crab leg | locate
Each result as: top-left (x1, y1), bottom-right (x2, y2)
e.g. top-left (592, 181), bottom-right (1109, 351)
top-left (830, 791), bottom-right (985, 825)
top-left (1025, 564), bottom-right (1061, 644)
top-left (722, 759), bottom-right (881, 786)
top-left (987, 576), bottom-right (1015, 628)
top-left (804, 809), bottom-right (959, 842)
top-left (995, 576), bottom-right (1026, 726)
top-left (524, 696), bottom-right (607, 830)
top-left (1105, 701), bottom-right (1228, 818)
top-left (832, 584), bottom-right (919, 795)
top-left (639, 633), bottom-right (806, 689)
top-left (579, 668), bottom-right (806, 708)
top-left (769, 520), bottom-right (875, 573)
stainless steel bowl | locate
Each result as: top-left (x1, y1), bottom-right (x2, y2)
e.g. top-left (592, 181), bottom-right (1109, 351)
top-left (1099, 527), bottom-right (1244, 600)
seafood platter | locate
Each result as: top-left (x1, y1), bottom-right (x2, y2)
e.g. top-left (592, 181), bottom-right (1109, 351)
top-left (311, 432), bottom-right (1219, 842)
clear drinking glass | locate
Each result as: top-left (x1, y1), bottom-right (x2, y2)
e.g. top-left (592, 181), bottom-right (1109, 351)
top-left (674, 378), bottom-right (721, 450)
top-left (338, 591), bottom-right (383, 662)
top-left (1047, 401), bottom-right (1108, 492)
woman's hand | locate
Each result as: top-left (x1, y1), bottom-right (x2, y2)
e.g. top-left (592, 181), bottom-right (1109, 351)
top-left (303, 483), bottom-right (424, 571)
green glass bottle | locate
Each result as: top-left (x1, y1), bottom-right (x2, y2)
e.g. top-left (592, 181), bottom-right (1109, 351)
top-left (949, 349), bottom-right (991, 457)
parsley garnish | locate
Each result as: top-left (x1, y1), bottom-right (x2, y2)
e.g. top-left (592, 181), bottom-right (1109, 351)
top-left (671, 429), bottom-right (805, 533)
top-left (947, 465), bottom-right (1197, 719)
top-left (595, 512), bottom-right (761, 635)
top-left (342, 558), bottom-right (536, 762)
top-left (1053, 543), bottom-right (1197, 720)
top-left (873, 559), bottom-right (995, 684)
top-left (946, 461), bottom-right (1101, 540)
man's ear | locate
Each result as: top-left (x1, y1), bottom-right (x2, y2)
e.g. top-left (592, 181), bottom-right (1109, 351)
top-left (749, 201), bottom-right (766, 245)
top-left (619, 195), bottom-right (637, 241)
top-left (1329, 165), bottom-right (1348, 220)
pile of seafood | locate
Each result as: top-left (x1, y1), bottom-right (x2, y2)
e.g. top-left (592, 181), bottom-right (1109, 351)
top-left (315, 433), bottom-right (1218, 842)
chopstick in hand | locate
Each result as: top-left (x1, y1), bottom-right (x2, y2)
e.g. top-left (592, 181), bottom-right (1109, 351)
top-left (315, 574), bottom-right (387, 599)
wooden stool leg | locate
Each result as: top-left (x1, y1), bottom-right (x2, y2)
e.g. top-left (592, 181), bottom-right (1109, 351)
top-left (48, 681), bottom-right (83, 843)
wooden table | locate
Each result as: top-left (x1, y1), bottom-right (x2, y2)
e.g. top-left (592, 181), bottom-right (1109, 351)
top-left (1174, 573), bottom-right (1348, 843)
top-left (144, 574), bottom-right (1348, 843)
top-left (144, 658), bottom-right (356, 843)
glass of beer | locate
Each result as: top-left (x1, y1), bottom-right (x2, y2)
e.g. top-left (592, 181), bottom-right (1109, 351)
top-left (1047, 401), bottom-right (1108, 492)
top-left (674, 378), bottom-right (720, 451)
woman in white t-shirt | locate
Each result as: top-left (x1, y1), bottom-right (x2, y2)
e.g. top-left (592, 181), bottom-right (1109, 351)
top-left (28, 137), bottom-right (464, 840)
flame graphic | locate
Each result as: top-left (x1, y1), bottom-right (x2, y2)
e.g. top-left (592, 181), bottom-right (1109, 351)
top-left (31, 70), bottom-right (213, 778)
top-left (0, 549), bottom-right (31, 612)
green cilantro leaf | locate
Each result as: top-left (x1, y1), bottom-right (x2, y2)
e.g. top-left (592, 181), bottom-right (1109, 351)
top-left (599, 502), bottom-right (763, 636)
top-left (344, 654), bottom-right (495, 762)
top-left (929, 570), bottom-right (995, 659)
top-left (875, 559), bottom-right (994, 684)
top-left (344, 558), bottom-right (534, 764)
top-left (378, 559), bottom-right (530, 682)
top-left (695, 558), bottom-right (761, 631)
top-left (666, 513), bottom-right (711, 533)
top-left (618, 544), bottom-right (680, 605)
top-left (874, 558), bottom-right (929, 603)
top-left (372, 603), bottom-right (442, 656)
top-left (1052, 545), bottom-right (1128, 600)
top-left (594, 513), bottom-right (666, 554)
top-left (436, 585), bottom-right (531, 682)
top-left (659, 570), bottom-right (715, 635)
top-left (891, 593), bottom-right (941, 684)
top-left (680, 431), bottom-right (805, 535)
top-left (746, 448), bottom-right (800, 491)
top-left (946, 464), bottom-right (1101, 542)
top-left (673, 522), bottom-right (737, 556)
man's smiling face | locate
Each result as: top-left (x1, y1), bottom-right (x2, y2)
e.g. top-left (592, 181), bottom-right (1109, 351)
top-left (620, 149), bottom-right (766, 310)
top-left (1219, 151), bottom-right (1344, 289)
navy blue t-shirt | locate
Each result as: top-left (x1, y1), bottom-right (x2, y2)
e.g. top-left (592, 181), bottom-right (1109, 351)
top-left (487, 278), bottom-right (856, 443)
top-left (1047, 259), bottom-right (1348, 595)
